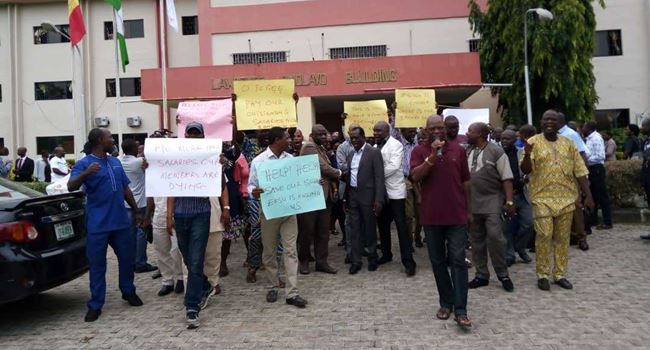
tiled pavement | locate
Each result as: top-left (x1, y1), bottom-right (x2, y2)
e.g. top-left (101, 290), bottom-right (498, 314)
top-left (2, 224), bottom-right (650, 349)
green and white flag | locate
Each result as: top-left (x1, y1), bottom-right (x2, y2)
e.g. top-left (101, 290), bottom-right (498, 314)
top-left (105, 0), bottom-right (129, 72)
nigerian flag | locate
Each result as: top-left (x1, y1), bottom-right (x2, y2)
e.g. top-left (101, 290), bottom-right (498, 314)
top-left (105, 0), bottom-right (129, 72)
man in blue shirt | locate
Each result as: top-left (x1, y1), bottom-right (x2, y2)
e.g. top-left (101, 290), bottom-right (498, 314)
top-left (68, 128), bottom-right (144, 323)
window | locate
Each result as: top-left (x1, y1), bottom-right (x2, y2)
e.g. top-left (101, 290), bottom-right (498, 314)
top-left (594, 30), bottom-right (622, 57)
top-left (329, 45), bottom-right (387, 59)
top-left (104, 19), bottom-right (145, 40)
top-left (106, 78), bottom-right (141, 97)
top-left (35, 81), bottom-right (72, 100)
top-left (0, 84), bottom-right (2, 103)
top-left (0, 137), bottom-right (4, 148)
top-left (36, 136), bottom-right (74, 154)
top-left (33, 24), bottom-right (70, 44)
top-left (469, 39), bottom-right (480, 53)
top-left (182, 16), bottom-right (199, 35)
top-left (595, 109), bottom-right (630, 128)
top-left (233, 51), bottom-right (287, 65)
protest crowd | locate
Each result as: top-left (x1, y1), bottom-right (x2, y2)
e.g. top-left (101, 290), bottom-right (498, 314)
top-left (6, 89), bottom-right (649, 331)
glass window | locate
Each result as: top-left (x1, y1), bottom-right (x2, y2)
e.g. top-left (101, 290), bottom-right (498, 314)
top-left (33, 24), bottom-right (70, 44)
top-left (104, 19), bottom-right (144, 40)
top-left (0, 178), bottom-right (45, 201)
top-left (182, 16), bottom-right (199, 35)
top-left (123, 133), bottom-right (148, 147)
top-left (469, 39), bottom-right (480, 53)
top-left (36, 135), bottom-right (74, 154)
top-left (329, 45), bottom-right (387, 59)
top-left (594, 30), bottom-right (623, 57)
top-left (34, 81), bottom-right (73, 100)
top-left (595, 109), bottom-right (630, 129)
top-left (0, 84), bottom-right (2, 103)
top-left (232, 51), bottom-right (287, 65)
top-left (106, 78), bottom-right (141, 97)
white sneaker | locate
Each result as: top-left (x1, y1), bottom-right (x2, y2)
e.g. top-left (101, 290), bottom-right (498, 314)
top-left (198, 285), bottom-right (216, 310)
top-left (186, 311), bottom-right (200, 329)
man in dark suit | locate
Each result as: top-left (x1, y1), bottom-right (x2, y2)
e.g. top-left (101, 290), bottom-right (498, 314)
top-left (345, 127), bottom-right (385, 274)
top-left (14, 147), bottom-right (34, 182)
top-left (297, 124), bottom-right (341, 275)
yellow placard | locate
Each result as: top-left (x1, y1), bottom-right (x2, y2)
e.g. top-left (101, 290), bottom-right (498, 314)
top-left (234, 79), bottom-right (297, 130)
top-left (395, 89), bottom-right (437, 128)
top-left (344, 100), bottom-right (388, 136)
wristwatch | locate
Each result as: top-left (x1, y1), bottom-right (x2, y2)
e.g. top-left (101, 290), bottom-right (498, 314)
top-left (505, 201), bottom-right (514, 207)
top-left (223, 206), bottom-right (231, 210)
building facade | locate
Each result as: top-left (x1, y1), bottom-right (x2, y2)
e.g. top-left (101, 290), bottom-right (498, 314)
top-left (0, 0), bottom-right (648, 157)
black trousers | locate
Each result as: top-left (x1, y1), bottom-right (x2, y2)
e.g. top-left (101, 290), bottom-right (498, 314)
top-left (346, 189), bottom-right (378, 265)
top-left (297, 205), bottom-right (331, 267)
top-left (587, 164), bottom-right (612, 227)
top-left (378, 198), bottom-right (415, 267)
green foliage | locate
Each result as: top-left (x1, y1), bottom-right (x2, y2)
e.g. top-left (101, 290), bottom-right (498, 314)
top-left (605, 159), bottom-right (644, 208)
top-left (609, 128), bottom-right (626, 152)
top-left (21, 181), bottom-right (49, 194)
top-left (468, 0), bottom-right (605, 126)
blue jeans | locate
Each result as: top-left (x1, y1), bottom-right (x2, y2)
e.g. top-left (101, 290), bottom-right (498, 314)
top-left (174, 212), bottom-right (211, 312)
top-left (127, 207), bottom-right (149, 268)
top-left (505, 193), bottom-right (533, 261)
top-left (424, 225), bottom-right (468, 316)
top-left (86, 227), bottom-right (136, 310)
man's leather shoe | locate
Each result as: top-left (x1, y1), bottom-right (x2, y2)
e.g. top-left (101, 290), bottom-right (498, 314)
top-left (151, 271), bottom-right (162, 279)
top-left (578, 239), bottom-right (589, 251)
top-left (499, 276), bottom-right (514, 292)
top-left (518, 251), bottom-right (533, 263)
top-left (414, 239), bottom-right (424, 248)
top-left (555, 278), bottom-right (573, 290)
top-left (377, 255), bottom-right (392, 265)
top-left (158, 285), bottom-right (174, 296)
top-left (315, 265), bottom-right (337, 274)
top-left (246, 268), bottom-right (257, 283)
top-left (299, 262), bottom-right (310, 275)
top-left (468, 277), bottom-right (489, 289)
top-left (286, 295), bottom-right (307, 308)
top-left (344, 256), bottom-right (351, 264)
top-left (405, 263), bottom-right (416, 277)
top-left (538, 278), bottom-right (551, 291)
top-left (349, 263), bottom-right (362, 274)
top-left (641, 234), bottom-right (650, 240)
top-left (122, 294), bottom-right (144, 306)
top-left (84, 308), bottom-right (101, 322)
top-left (597, 224), bottom-right (612, 230)
top-left (506, 258), bottom-right (515, 267)
top-left (367, 262), bottom-right (378, 271)
top-left (135, 263), bottom-right (158, 273)
top-left (266, 289), bottom-right (278, 303)
top-left (175, 280), bottom-right (185, 294)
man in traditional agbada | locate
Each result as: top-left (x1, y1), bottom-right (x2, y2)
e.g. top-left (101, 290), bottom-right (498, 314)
top-left (520, 110), bottom-right (594, 291)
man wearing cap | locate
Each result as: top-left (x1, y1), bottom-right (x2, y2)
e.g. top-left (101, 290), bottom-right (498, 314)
top-left (166, 122), bottom-right (231, 329)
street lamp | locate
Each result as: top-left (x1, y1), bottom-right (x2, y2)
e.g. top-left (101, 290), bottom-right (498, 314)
top-left (524, 8), bottom-right (554, 125)
top-left (41, 21), bottom-right (87, 157)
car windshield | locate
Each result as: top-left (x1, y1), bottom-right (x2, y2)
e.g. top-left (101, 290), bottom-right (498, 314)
top-left (0, 178), bottom-right (45, 201)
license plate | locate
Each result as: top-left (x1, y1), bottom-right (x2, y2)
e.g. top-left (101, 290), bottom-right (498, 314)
top-left (54, 221), bottom-right (74, 241)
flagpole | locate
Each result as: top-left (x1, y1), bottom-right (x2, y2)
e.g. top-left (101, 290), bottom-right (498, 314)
top-left (113, 10), bottom-right (122, 144)
top-left (159, 0), bottom-right (168, 130)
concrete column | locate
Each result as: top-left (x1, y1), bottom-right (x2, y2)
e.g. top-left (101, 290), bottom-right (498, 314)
top-left (296, 96), bottom-right (315, 134)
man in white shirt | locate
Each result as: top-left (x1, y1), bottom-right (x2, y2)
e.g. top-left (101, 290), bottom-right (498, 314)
top-left (34, 150), bottom-right (51, 182)
top-left (119, 139), bottom-right (157, 273)
top-left (582, 121), bottom-right (613, 231)
top-left (50, 147), bottom-right (69, 182)
top-left (372, 121), bottom-right (416, 276)
top-left (249, 127), bottom-right (307, 309)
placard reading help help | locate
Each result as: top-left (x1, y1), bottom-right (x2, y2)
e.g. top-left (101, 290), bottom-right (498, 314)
top-left (258, 154), bottom-right (326, 220)
top-left (145, 138), bottom-right (223, 197)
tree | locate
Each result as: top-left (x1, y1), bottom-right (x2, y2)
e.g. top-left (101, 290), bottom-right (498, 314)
top-left (468, 0), bottom-right (605, 126)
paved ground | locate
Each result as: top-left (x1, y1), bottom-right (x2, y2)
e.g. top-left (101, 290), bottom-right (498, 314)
top-left (2, 224), bottom-right (650, 349)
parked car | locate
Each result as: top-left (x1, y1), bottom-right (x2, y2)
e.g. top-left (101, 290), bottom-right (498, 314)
top-left (0, 178), bottom-right (88, 305)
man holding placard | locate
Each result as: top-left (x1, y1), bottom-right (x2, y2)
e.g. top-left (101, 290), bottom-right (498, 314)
top-left (248, 127), bottom-right (308, 309)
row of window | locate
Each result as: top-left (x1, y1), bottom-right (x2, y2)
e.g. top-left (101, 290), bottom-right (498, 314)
top-left (33, 16), bottom-right (199, 45)
top-left (468, 30), bottom-right (623, 57)
top-left (34, 78), bottom-right (141, 100)
top-left (35, 133), bottom-right (148, 154)
top-left (232, 45), bottom-right (388, 65)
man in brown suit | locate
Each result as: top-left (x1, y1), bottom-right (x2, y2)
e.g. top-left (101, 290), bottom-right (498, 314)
top-left (297, 124), bottom-right (341, 274)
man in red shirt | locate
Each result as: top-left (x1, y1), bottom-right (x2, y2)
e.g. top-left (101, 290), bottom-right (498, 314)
top-left (410, 115), bottom-right (472, 328)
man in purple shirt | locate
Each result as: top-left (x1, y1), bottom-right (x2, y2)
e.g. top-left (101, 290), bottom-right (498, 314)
top-left (410, 115), bottom-right (472, 328)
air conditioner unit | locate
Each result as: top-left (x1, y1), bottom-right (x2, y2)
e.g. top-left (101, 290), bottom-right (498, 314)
top-left (94, 116), bottom-right (110, 127)
top-left (127, 116), bottom-right (142, 127)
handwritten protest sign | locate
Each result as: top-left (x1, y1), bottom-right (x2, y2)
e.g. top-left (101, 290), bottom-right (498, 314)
top-left (344, 100), bottom-right (388, 135)
top-left (442, 108), bottom-right (490, 135)
top-left (144, 138), bottom-right (222, 197)
top-left (395, 89), bottom-right (437, 128)
top-left (177, 99), bottom-right (233, 141)
top-left (234, 79), bottom-right (297, 130)
top-left (258, 155), bottom-right (325, 220)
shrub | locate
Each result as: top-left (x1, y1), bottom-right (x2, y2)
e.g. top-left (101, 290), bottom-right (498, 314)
top-left (605, 159), bottom-right (645, 208)
top-left (21, 181), bottom-right (50, 194)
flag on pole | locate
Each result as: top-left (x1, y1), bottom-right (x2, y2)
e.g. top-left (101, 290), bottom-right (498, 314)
top-left (166, 0), bottom-right (178, 32)
top-left (105, 0), bottom-right (129, 72)
top-left (68, 0), bottom-right (86, 46)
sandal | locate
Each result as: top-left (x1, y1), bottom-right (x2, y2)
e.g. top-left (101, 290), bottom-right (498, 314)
top-left (436, 308), bottom-right (451, 320)
top-left (455, 315), bottom-right (472, 328)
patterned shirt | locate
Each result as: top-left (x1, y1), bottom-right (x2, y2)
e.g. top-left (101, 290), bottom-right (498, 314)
top-left (241, 135), bottom-right (264, 164)
top-left (585, 131), bottom-right (606, 166)
top-left (524, 134), bottom-right (589, 218)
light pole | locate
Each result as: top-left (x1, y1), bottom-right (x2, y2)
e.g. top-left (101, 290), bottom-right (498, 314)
top-left (41, 21), bottom-right (87, 156)
top-left (524, 8), bottom-right (554, 125)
